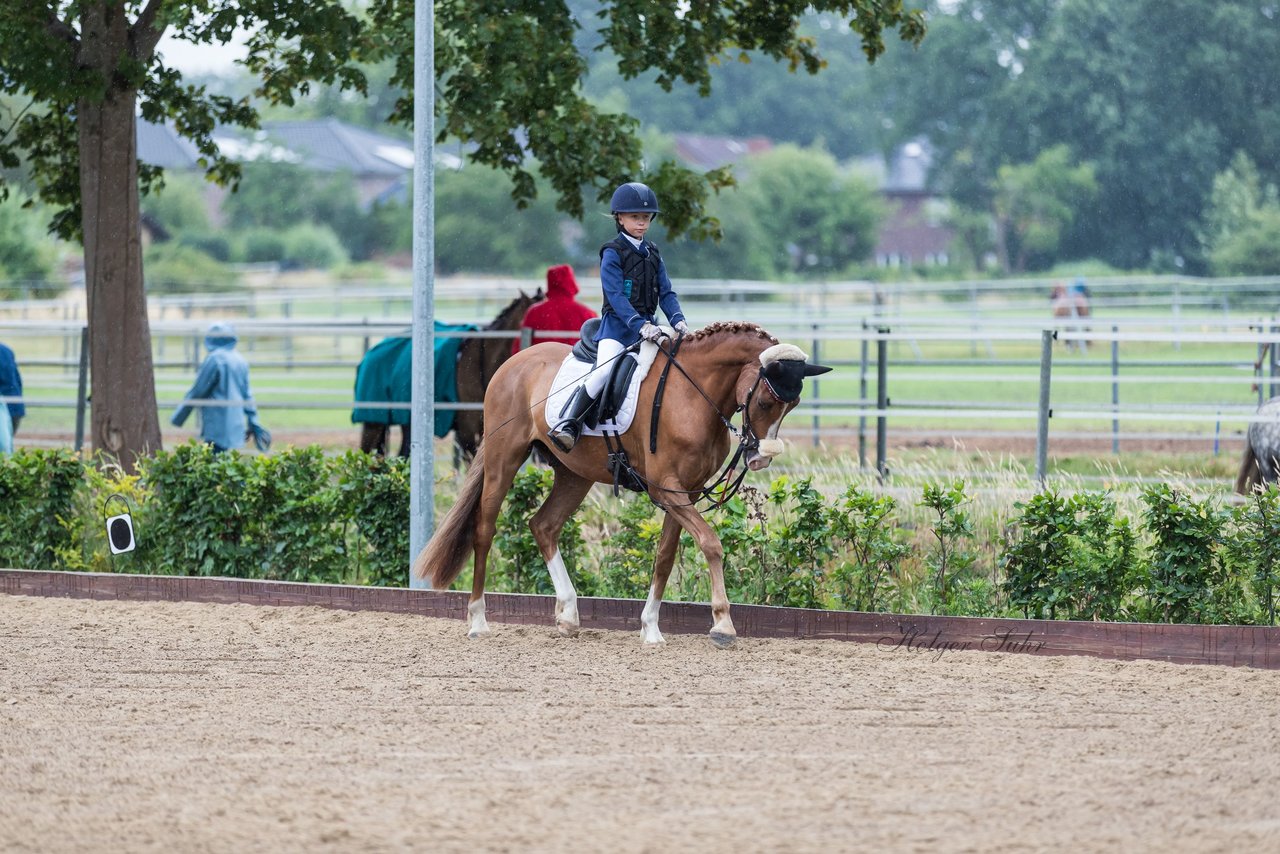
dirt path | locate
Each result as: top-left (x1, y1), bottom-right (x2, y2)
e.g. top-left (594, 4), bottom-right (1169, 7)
top-left (2, 594), bottom-right (1277, 853)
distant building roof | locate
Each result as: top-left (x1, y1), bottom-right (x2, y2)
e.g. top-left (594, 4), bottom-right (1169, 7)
top-left (673, 133), bottom-right (773, 172)
top-left (136, 117), bottom-right (448, 175)
top-left (883, 138), bottom-right (932, 192)
top-left (253, 118), bottom-right (413, 176)
top-left (136, 120), bottom-right (204, 170)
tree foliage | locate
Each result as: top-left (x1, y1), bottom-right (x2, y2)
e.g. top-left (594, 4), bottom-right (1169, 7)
top-left (873, 0), bottom-right (1280, 272)
top-left (992, 145), bottom-right (1097, 273)
top-left (366, 0), bottom-right (924, 242)
top-left (1201, 152), bottom-right (1280, 276)
top-left (434, 164), bottom-right (566, 275)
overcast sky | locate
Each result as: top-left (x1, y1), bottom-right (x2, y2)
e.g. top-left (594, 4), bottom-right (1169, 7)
top-left (156, 32), bottom-right (247, 75)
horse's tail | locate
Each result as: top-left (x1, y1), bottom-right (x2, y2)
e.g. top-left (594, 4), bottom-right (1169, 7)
top-left (1236, 442), bottom-right (1260, 495)
top-left (412, 444), bottom-right (486, 589)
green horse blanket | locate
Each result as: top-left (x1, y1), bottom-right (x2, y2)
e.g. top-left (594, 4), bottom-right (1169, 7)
top-left (351, 321), bottom-right (478, 438)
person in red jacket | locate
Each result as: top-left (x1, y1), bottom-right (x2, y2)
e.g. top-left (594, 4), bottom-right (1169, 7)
top-left (512, 264), bottom-right (599, 354)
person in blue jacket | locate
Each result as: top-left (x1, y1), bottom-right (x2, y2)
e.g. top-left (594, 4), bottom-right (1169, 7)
top-left (547, 181), bottom-right (690, 452)
top-left (0, 387), bottom-right (11, 453)
top-left (0, 340), bottom-right (23, 447)
top-left (171, 322), bottom-right (271, 452)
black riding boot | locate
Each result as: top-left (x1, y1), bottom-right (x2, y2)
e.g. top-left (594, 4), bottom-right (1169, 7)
top-left (547, 386), bottom-right (598, 452)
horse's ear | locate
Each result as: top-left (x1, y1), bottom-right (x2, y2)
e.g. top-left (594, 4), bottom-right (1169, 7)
top-left (803, 363), bottom-right (833, 377)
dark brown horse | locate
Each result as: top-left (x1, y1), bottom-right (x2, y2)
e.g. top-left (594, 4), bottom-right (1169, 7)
top-left (356, 290), bottom-right (540, 459)
top-left (411, 321), bottom-right (830, 646)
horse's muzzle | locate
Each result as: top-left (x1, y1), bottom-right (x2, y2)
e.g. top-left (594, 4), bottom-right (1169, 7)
top-left (747, 438), bottom-right (785, 471)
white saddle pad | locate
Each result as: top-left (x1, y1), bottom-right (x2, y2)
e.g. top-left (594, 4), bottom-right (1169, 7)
top-left (544, 339), bottom-right (664, 436)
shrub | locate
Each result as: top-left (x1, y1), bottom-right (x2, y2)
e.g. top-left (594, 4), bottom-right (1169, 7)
top-left (599, 493), bottom-right (665, 599)
top-left (0, 449), bottom-right (85, 570)
top-left (919, 480), bottom-right (977, 614)
top-left (178, 231), bottom-right (234, 262)
top-left (1138, 484), bottom-right (1231, 624)
top-left (333, 451), bottom-right (410, 587)
top-left (139, 443), bottom-right (345, 581)
top-left (998, 490), bottom-right (1139, 621)
top-left (1224, 487), bottom-right (1280, 625)
top-left (143, 243), bottom-right (242, 294)
top-left (238, 229), bottom-right (288, 264)
top-left (828, 483), bottom-right (910, 612)
top-left (280, 222), bottom-right (349, 270)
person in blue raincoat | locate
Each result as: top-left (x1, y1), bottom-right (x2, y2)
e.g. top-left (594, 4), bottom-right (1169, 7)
top-left (0, 340), bottom-right (22, 452)
top-left (0, 390), bottom-right (11, 453)
top-left (171, 322), bottom-right (271, 452)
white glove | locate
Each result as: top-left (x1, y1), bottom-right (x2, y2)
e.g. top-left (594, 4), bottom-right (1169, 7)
top-left (639, 322), bottom-right (666, 343)
top-left (674, 320), bottom-right (690, 335)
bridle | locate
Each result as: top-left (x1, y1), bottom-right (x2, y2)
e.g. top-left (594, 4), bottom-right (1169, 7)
top-left (634, 338), bottom-right (795, 512)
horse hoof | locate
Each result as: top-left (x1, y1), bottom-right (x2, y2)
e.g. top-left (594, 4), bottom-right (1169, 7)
top-left (467, 628), bottom-right (491, 639)
top-left (709, 631), bottom-right (737, 649)
top-left (556, 621), bottom-right (580, 638)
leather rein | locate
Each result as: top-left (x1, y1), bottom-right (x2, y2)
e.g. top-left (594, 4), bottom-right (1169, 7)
top-left (635, 335), bottom-right (784, 512)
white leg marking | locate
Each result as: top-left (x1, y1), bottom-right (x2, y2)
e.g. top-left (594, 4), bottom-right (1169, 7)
top-left (640, 584), bottom-right (665, 644)
top-left (547, 550), bottom-right (580, 635)
top-left (467, 597), bottom-right (490, 638)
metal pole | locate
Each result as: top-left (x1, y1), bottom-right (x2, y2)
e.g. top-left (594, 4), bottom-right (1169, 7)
top-left (283, 300), bottom-right (293, 371)
top-left (1258, 327), bottom-right (1266, 408)
top-left (1035, 329), bottom-right (1054, 487)
top-left (810, 323), bottom-right (820, 447)
top-left (408, 0), bottom-right (437, 589)
top-left (1172, 283), bottom-right (1181, 352)
top-left (74, 326), bottom-right (89, 453)
top-left (969, 281), bottom-right (978, 357)
top-left (858, 318), bottom-right (868, 469)
top-left (1111, 324), bottom-right (1119, 454)
top-left (876, 327), bottom-right (888, 483)
top-left (1270, 320), bottom-right (1278, 400)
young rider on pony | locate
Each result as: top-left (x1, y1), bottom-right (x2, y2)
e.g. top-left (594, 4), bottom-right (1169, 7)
top-left (547, 181), bottom-right (690, 452)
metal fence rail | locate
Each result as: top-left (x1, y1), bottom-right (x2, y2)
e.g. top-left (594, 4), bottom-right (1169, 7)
top-left (5, 311), bottom-right (1280, 487)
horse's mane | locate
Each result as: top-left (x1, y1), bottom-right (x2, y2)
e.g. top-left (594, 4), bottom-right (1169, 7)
top-left (684, 320), bottom-right (778, 346)
top-left (486, 290), bottom-right (540, 330)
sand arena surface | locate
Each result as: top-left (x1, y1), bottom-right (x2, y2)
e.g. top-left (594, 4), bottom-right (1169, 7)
top-left (1, 594), bottom-right (1278, 853)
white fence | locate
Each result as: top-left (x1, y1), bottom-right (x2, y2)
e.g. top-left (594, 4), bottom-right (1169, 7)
top-left (4, 275), bottom-right (1280, 488)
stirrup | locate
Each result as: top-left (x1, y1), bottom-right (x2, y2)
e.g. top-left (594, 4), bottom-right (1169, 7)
top-left (547, 386), bottom-right (595, 452)
top-left (547, 422), bottom-right (580, 453)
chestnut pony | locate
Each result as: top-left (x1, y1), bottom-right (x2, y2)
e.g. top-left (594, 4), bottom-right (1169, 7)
top-left (412, 321), bottom-right (830, 646)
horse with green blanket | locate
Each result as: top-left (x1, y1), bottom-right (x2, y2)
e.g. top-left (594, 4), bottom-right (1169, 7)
top-left (351, 291), bottom-right (539, 459)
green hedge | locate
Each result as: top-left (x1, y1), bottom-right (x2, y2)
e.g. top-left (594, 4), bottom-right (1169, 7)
top-left (2, 446), bottom-right (1278, 626)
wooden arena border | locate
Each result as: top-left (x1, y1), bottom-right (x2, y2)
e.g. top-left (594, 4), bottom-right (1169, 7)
top-left (3, 568), bottom-right (1277, 669)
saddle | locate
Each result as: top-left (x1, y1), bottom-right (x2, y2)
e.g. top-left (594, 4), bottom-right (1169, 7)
top-left (548, 319), bottom-right (681, 496)
top-left (566, 318), bottom-right (639, 426)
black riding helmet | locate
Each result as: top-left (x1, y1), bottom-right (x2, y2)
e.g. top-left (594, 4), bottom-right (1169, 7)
top-left (610, 182), bottom-right (660, 231)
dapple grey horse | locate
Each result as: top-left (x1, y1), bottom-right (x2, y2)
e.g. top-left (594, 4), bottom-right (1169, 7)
top-left (1236, 397), bottom-right (1280, 493)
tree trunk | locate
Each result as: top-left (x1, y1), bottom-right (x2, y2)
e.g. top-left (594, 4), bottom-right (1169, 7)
top-left (78, 6), bottom-right (162, 473)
